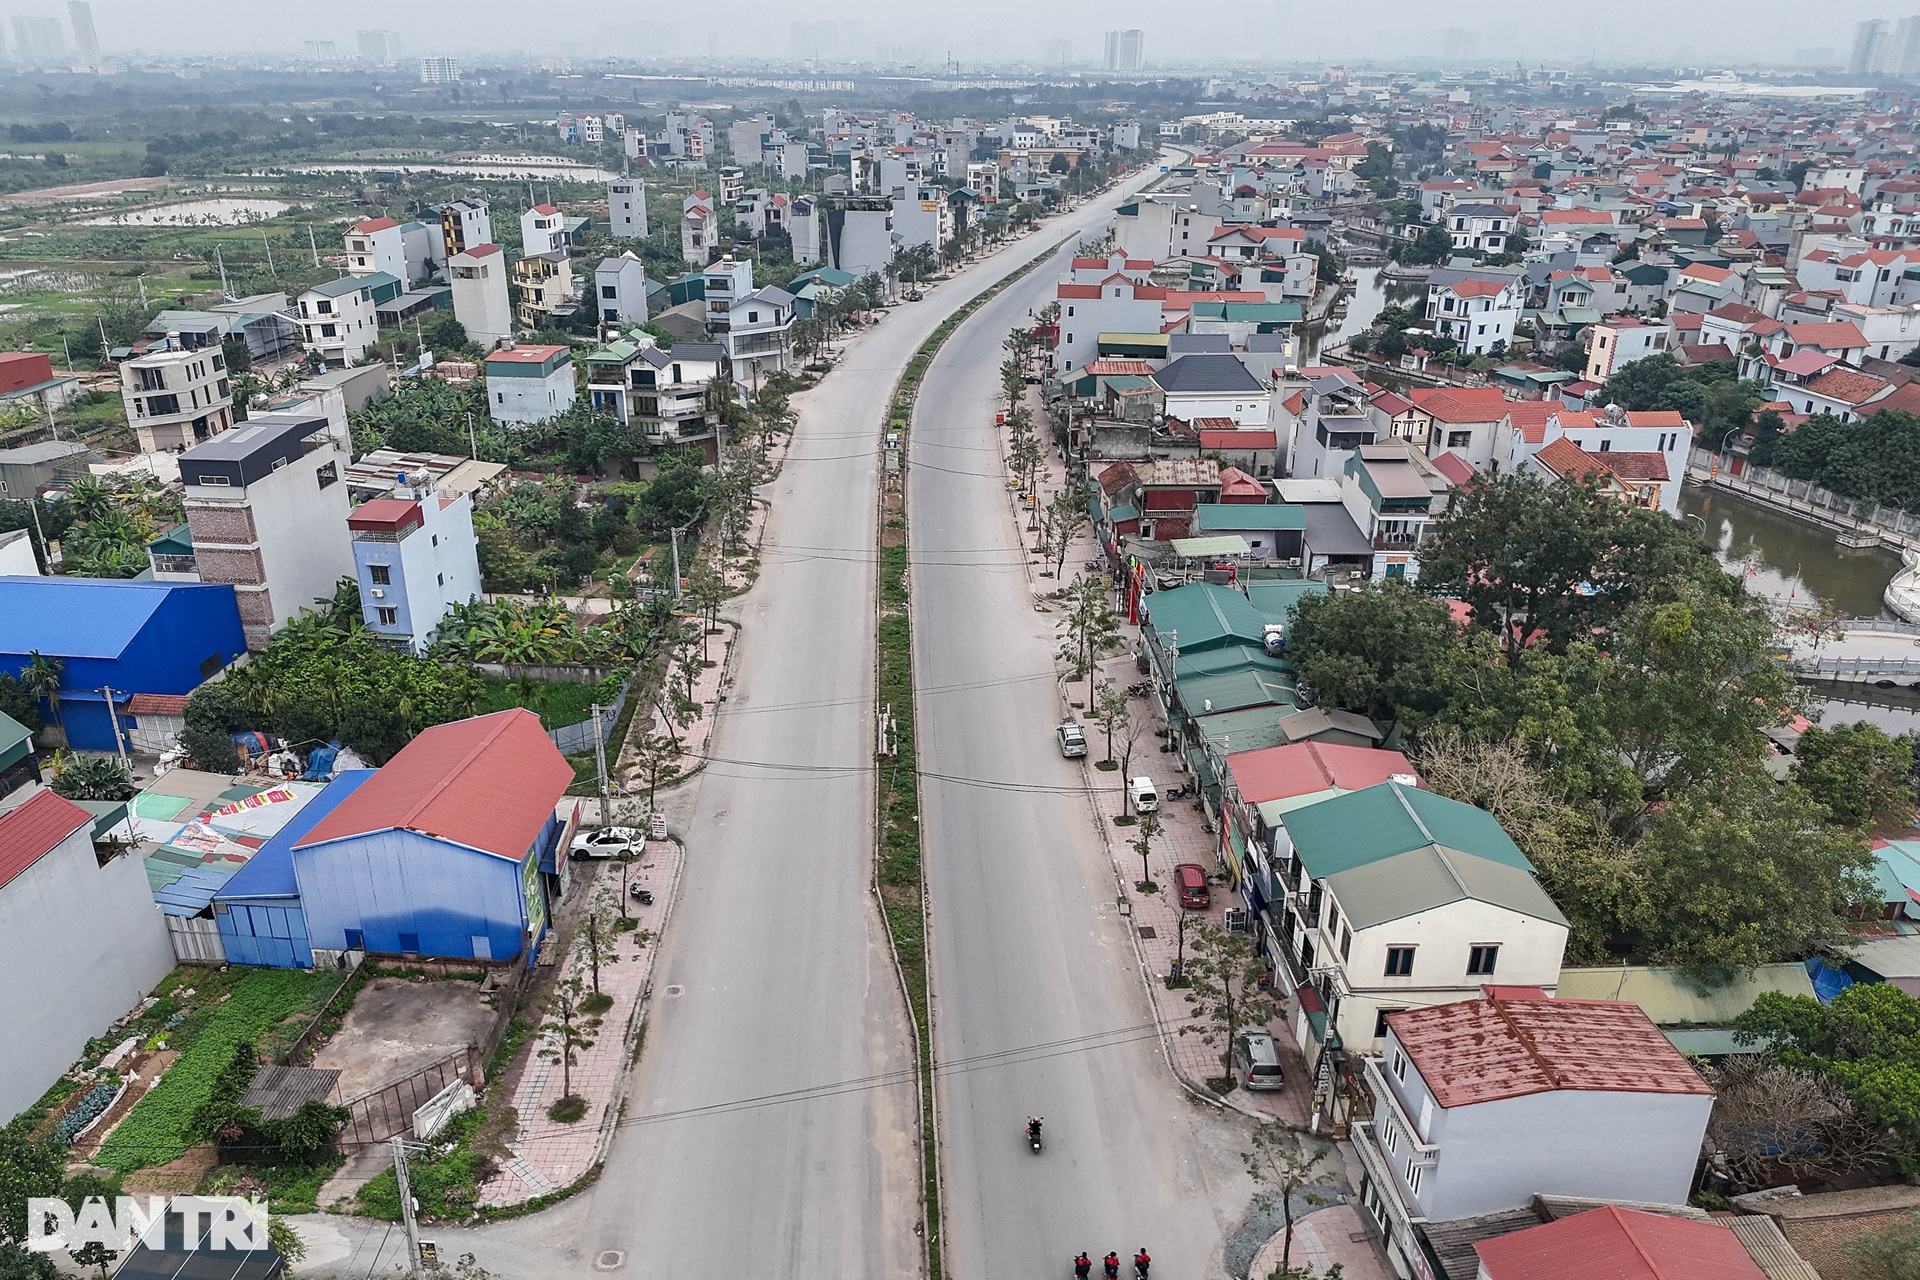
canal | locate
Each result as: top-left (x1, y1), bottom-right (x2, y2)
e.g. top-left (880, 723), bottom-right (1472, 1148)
top-left (1301, 266), bottom-right (1425, 363)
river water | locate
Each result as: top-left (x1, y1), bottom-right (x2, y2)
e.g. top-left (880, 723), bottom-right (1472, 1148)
top-left (1301, 265), bottom-right (1424, 363)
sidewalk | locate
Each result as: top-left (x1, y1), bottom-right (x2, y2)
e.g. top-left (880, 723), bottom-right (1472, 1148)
top-left (476, 837), bottom-right (683, 1207)
top-left (1247, 1203), bottom-right (1391, 1280)
top-left (992, 387), bottom-right (1313, 1127)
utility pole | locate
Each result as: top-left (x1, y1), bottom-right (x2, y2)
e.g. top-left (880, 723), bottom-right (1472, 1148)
top-left (261, 230), bottom-right (275, 275)
top-left (389, 1136), bottom-right (429, 1267)
top-left (465, 412), bottom-right (477, 459)
top-left (214, 244), bottom-right (229, 295)
top-left (100, 687), bottom-right (131, 772)
top-left (591, 701), bottom-right (611, 826)
top-left (308, 223), bottom-right (320, 267)
top-left (60, 335), bottom-right (71, 373)
top-left (136, 275), bottom-right (147, 308)
top-left (26, 495), bottom-right (47, 570)
top-left (670, 525), bottom-right (685, 600)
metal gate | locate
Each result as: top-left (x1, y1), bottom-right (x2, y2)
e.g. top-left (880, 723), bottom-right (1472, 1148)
top-left (166, 915), bottom-right (226, 965)
top-left (335, 1046), bottom-right (481, 1149)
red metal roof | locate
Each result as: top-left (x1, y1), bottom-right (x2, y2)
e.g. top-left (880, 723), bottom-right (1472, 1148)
top-left (1430, 451), bottom-right (1478, 486)
top-left (531, 204), bottom-right (560, 216)
top-left (484, 344), bottom-right (570, 365)
top-left (0, 790), bottom-right (92, 890)
top-left (1386, 990), bottom-right (1713, 1109)
top-left (1475, 1206), bottom-right (1765, 1280)
top-left (354, 216), bottom-right (400, 233)
top-left (1199, 430), bottom-right (1278, 451)
top-left (1227, 742), bottom-right (1419, 805)
top-left (346, 497), bottom-right (423, 533)
top-left (127, 693), bottom-right (190, 717)
top-left (296, 709), bottom-right (574, 861)
top-left (1216, 466), bottom-right (1266, 497)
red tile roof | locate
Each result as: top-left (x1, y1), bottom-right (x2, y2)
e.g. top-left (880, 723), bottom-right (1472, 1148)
top-left (1386, 990), bottom-right (1713, 1109)
top-left (1411, 386), bottom-right (1509, 423)
top-left (127, 693), bottom-right (190, 717)
top-left (1199, 429), bottom-right (1278, 451)
top-left (1447, 278), bottom-right (1511, 298)
top-left (459, 244), bottom-right (502, 258)
top-left (1430, 451), bottom-right (1478, 486)
top-left (1534, 435), bottom-right (1606, 481)
top-left (296, 710), bottom-right (575, 861)
top-left (1505, 399), bottom-right (1566, 444)
top-left (1623, 410), bottom-right (1686, 428)
top-left (1475, 1206), bottom-right (1765, 1280)
top-left (1083, 358), bottom-right (1155, 376)
top-left (1216, 466), bottom-right (1266, 498)
top-left (1371, 391), bottom-right (1413, 416)
top-left (0, 790), bottom-right (92, 890)
top-left (484, 344), bottom-right (570, 365)
top-left (1805, 367), bottom-right (1890, 406)
top-left (1600, 451), bottom-right (1670, 481)
top-left (531, 203), bottom-right (560, 216)
top-left (353, 216), bottom-right (400, 233)
top-left (1784, 321), bottom-right (1867, 349)
top-left (1057, 283), bottom-right (1102, 299)
top-left (1227, 742), bottom-right (1419, 804)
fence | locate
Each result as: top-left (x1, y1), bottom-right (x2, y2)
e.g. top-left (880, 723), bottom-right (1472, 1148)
top-left (547, 684), bottom-right (628, 756)
top-left (165, 915), bottom-right (225, 965)
top-left (335, 1045), bottom-right (482, 1150)
top-left (475, 960), bottom-right (537, 1074)
top-left (1794, 656), bottom-right (1920, 680)
top-left (1689, 449), bottom-right (1920, 551)
top-left (278, 960), bottom-right (366, 1066)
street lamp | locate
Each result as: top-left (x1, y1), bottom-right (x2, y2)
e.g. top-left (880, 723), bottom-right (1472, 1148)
top-left (1709, 425), bottom-right (1741, 480)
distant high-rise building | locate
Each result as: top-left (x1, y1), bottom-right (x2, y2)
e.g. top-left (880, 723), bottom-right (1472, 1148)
top-left (356, 30), bottom-right (400, 65)
top-left (1043, 38), bottom-right (1072, 69)
top-left (1851, 18), bottom-right (1891, 75)
top-left (1891, 16), bottom-right (1920, 76)
top-left (66, 1), bottom-right (98, 70)
top-left (302, 39), bottom-right (337, 61)
top-left (1103, 29), bottom-right (1144, 72)
top-left (789, 20), bottom-right (838, 61)
top-left (417, 55), bottom-right (460, 84)
top-left (11, 17), bottom-right (64, 64)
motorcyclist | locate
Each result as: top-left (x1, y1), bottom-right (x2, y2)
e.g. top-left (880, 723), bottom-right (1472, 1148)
top-left (1103, 1252), bottom-right (1121, 1279)
top-left (1074, 1253), bottom-right (1092, 1279)
top-left (1134, 1248), bottom-right (1151, 1277)
top-left (1027, 1116), bottom-right (1043, 1141)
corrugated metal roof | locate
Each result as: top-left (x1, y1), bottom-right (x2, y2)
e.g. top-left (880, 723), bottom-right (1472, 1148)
top-left (0, 790), bottom-right (91, 889)
top-left (1175, 667), bottom-right (1295, 716)
top-left (240, 1065), bottom-right (343, 1121)
top-left (1475, 1206), bottom-right (1764, 1280)
top-left (1555, 963), bottom-right (1816, 1025)
top-left (219, 771), bottom-right (374, 901)
top-left (1141, 581), bottom-right (1268, 651)
top-left (1722, 1216), bottom-right (1821, 1280)
top-left (1228, 742), bottom-right (1418, 805)
top-left (1170, 534), bottom-right (1251, 558)
top-left (1193, 504), bottom-right (1305, 532)
top-left (1325, 843), bottom-right (1567, 930)
top-left (1285, 781), bottom-right (1530, 878)
top-left (0, 577), bottom-right (208, 660)
top-left (296, 711), bottom-right (573, 861)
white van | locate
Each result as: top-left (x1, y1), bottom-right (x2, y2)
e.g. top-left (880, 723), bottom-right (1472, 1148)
top-left (1128, 776), bottom-right (1159, 813)
top-left (1232, 1029), bottom-right (1284, 1091)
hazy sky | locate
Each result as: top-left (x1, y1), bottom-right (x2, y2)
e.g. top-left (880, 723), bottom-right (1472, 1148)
top-left (35, 0), bottom-right (1910, 68)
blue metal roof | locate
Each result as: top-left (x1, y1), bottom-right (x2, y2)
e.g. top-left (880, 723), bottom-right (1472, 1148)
top-left (0, 577), bottom-right (207, 660)
top-left (217, 771), bottom-right (375, 901)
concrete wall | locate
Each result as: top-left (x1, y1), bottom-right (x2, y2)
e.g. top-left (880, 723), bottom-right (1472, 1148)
top-left (0, 829), bottom-right (173, 1121)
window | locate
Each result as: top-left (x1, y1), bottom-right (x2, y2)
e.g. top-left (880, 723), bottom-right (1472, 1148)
top-left (437, 573), bottom-right (444, 587)
top-left (199, 652), bottom-right (225, 679)
top-left (1326, 901), bottom-right (1340, 935)
top-left (1340, 926), bottom-right (1352, 960)
top-left (1385, 947), bottom-right (1415, 977)
top-left (321, 323), bottom-right (338, 338)
top-left (1382, 1115), bottom-right (1399, 1154)
top-left (376, 606), bottom-right (398, 626)
top-left (1405, 1161), bottom-right (1424, 1198)
top-left (1392, 1049), bottom-right (1408, 1081)
top-left (397, 931), bottom-right (420, 954)
top-left (1374, 1007), bottom-right (1402, 1037)
top-left (1446, 430), bottom-right (1471, 448)
top-left (345, 928), bottom-right (365, 950)
top-left (602, 285), bottom-right (618, 299)
top-left (369, 564), bottom-right (391, 585)
top-left (1066, 305), bottom-right (1074, 317)
top-left (1468, 944), bottom-right (1499, 975)
top-left (1597, 438), bottom-right (1611, 451)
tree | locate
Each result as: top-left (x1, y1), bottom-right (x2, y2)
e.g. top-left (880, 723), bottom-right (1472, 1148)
top-left (629, 728), bottom-right (684, 812)
top-left (1739, 983), bottom-right (1920, 1169)
top-left (1795, 721), bottom-right (1916, 829)
top-left (1092, 683), bottom-right (1130, 765)
top-left (1706, 1054), bottom-right (1900, 1189)
top-left (1394, 224), bottom-right (1453, 265)
top-left (1181, 922), bottom-right (1283, 1083)
top-left (1043, 488), bottom-right (1088, 581)
top-left (682, 560), bottom-right (729, 662)
top-left (0, 1247), bottom-right (57, 1280)
top-left (1245, 1127), bottom-right (1337, 1279)
top-left (1851, 1212), bottom-right (1920, 1280)
top-left (20, 652), bottom-right (63, 747)
top-left (1132, 810), bottom-right (1162, 890)
top-left (0, 674), bottom-right (39, 735)
top-left (1053, 574), bottom-right (1121, 701)
top-left (49, 755), bottom-right (135, 802)
top-left (0, 1128), bottom-right (63, 1245)
top-left (539, 976), bottom-right (595, 1105)
top-left (1284, 580), bottom-right (1458, 722)
top-left (579, 911), bottom-right (618, 996)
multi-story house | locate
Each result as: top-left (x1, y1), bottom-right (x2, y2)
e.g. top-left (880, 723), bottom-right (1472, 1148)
top-left (722, 286), bottom-right (797, 380)
top-left (825, 196), bottom-right (894, 279)
top-left (790, 196), bottom-right (821, 264)
top-left (607, 179), bottom-right (648, 239)
top-left (1283, 368), bottom-right (1385, 481)
top-left (349, 478), bottom-right (481, 653)
top-left (889, 183), bottom-right (954, 254)
top-left (119, 342), bottom-right (233, 452)
top-left (594, 251), bottom-right (650, 327)
top-left (681, 192), bottom-right (719, 263)
top-left (449, 245), bottom-right (511, 350)
top-left (1151, 354), bottom-right (1270, 427)
top-left (344, 216), bottom-right (406, 282)
top-left (1445, 202), bottom-right (1519, 252)
top-left (1409, 387), bottom-right (1510, 472)
top-left (1338, 439), bottom-right (1452, 581)
top-left (438, 199), bottom-right (492, 262)
top-left (1354, 989), bottom-right (1713, 1279)
top-left (1427, 277), bottom-right (1522, 356)
top-left (511, 251), bottom-right (578, 329)
top-left (297, 276), bottom-right (384, 365)
top-left (1584, 317), bottom-right (1673, 383)
top-left (1052, 275), bottom-right (1164, 375)
top-left (483, 344), bottom-right (576, 425)
top-left (521, 204), bottom-right (566, 257)
top-left (177, 412), bottom-right (354, 650)
top-left (588, 338), bottom-right (730, 461)
top-left (1265, 780), bottom-right (1569, 1064)
top-left (1529, 436), bottom-right (1670, 509)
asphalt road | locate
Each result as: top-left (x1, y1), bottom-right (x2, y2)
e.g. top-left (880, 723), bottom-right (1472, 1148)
top-left (909, 192), bottom-right (1257, 1274)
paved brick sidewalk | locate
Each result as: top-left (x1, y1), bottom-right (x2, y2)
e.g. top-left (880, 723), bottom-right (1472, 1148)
top-left (1247, 1203), bottom-right (1392, 1280)
top-left (477, 837), bottom-right (683, 1206)
top-left (991, 388), bottom-right (1314, 1126)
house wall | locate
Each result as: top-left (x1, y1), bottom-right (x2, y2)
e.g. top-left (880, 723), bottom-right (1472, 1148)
top-left (1165, 389), bottom-right (1271, 426)
top-left (0, 829), bottom-right (173, 1121)
top-left (357, 491), bottom-right (480, 653)
top-left (487, 364), bottom-right (577, 424)
top-left (292, 826), bottom-right (543, 962)
top-left (1054, 293), bottom-right (1162, 375)
top-left (216, 895), bottom-right (313, 968)
top-left (449, 253), bottom-right (512, 350)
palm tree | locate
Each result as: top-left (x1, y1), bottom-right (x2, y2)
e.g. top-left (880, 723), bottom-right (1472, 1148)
top-left (65, 477), bottom-right (117, 524)
top-left (508, 673), bottom-right (548, 726)
top-left (22, 651), bottom-right (64, 746)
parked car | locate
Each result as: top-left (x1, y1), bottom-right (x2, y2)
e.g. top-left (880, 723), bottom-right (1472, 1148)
top-left (1232, 1029), bottom-right (1284, 1091)
top-left (1056, 723), bottom-right (1088, 758)
top-left (1129, 776), bottom-right (1159, 813)
top-left (571, 826), bottom-right (643, 859)
top-left (1174, 862), bottom-right (1210, 909)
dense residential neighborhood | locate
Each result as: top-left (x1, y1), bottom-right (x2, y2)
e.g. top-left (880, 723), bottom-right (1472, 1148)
top-left (17, 14), bottom-right (1920, 1280)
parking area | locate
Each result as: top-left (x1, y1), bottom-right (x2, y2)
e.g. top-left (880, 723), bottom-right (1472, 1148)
top-left (309, 975), bottom-right (496, 1099)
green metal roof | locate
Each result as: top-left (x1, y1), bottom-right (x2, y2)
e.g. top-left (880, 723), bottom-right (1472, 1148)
top-left (1175, 644), bottom-right (1291, 680)
top-left (1142, 581), bottom-right (1268, 653)
top-left (1187, 301), bottom-right (1305, 325)
top-left (586, 341), bottom-right (639, 365)
top-left (0, 710), bottom-right (30, 771)
top-left (1284, 781), bottom-right (1532, 878)
top-left (1193, 705), bottom-right (1294, 755)
top-left (147, 524), bottom-right (193, 555)
top-left (1193, 503), bottom-right (1305, 532)
top-left (1323, 842), bottom-right (1566, 930)
top-left (1661, 1028), bottom-right (1746, 1057)
top-left (1555, 962), bottom-right (1816, 1024)
top-left (1174, 667), bottom-right (1296, 717)
top-left (1244, 579), bottom-right (1327, 622)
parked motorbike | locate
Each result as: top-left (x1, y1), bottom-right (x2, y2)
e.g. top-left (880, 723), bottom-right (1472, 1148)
top-left (1026, 1117), bottom-right (1044, 1154)
top-left (1126, 681), bottom-right (1153, 697)
top-left (1166, 784), bottom-right (1191, 801)
top-left (629, 883), bottom-right (654, 905)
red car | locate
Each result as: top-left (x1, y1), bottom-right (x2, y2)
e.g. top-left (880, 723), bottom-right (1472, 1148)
top-left (1175, 863), bottom-right (1210, 910)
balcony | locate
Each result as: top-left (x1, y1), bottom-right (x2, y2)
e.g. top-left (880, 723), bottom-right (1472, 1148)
top-left (1362, 1056), bottom-right (1441, 1167)
top-left (150, 553), bottom-right (197, 575)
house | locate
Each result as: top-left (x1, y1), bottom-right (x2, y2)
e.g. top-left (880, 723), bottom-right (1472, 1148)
top-left (1411, 387), bottom-right (1510, 472)
top-left (1354, 989), bottom-right (1713, 1279)
top-left (1445, 202), bottom-right (1520, 252)
top-left (594, 252), bottom-right (651, 326)
top-left (343, 216), bottom-right (406, 282)
top-left (607, 179), bottom-right (648, 239)
top-left (1502, 402), bottom-right (1693, 515)
top-left (1474, 1206), bottom-right (1766, 1280)
top-left (449, 245), bottom-right (513, 350)
top-left (1151, 354), bottom-right (1270, 427)
top-left (350, 483), bottom-right (481, 654)
top-left (1428, 278), bottom-right (1522, 356)
top-left (1584, 318), bottom-right (1673, 383)
top-left (1053, 276), bottom-right (1165, 375)
top-left (1340, 439), bottom-right (1453, 580)
top-left (510, 252), bottom-right (578, 329)
top-left (1530, 437), bottom-right (1670, 510)
top-left (1190, 502), bottom-right (1305, 560)
top-left (119, 342), bottom-right (234, 452)
top-left (0, 352), bottom-right (79, 416)
top-left (681, 193), bottom-right (719, 263)
top-left (1271, 781), bottom-right (1568, 1061)
top-left (484, 344), bottom-right (576, 424)
top-left (0, 439), bottom-right (94, 497)
top-left (825, 195), bottom-right (894, 278)
top-left (521, 203), bottom-right (566, 257)
top-left (1199, 428), bottom-right (1280, 478)
top-left (589, 340), bottom-right (729, 461)
top-left (289, 710), bottom-right (577, 963)
top-left (439, 199), bottom-right (493, 261)
top-left (178, 413), bottom-right (354, 651)
top-left (0, 789), bottom-right (174, 1121)
top-left (296, 276), bottom-right (385, 366)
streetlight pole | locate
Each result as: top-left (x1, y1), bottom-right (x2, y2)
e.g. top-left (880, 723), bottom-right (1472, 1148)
top-left (1710, 425), bottom-right (1741, 480)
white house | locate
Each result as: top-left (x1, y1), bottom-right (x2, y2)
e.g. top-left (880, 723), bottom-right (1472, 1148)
top-left (449, 245), bottom-right (513, 350)
top-left (344, 216), bottom-right (407, 282)
top-left (1053, 277), bottom-right (1164, 375)
top-left (484, 343), bottom-right (576, 424)
top-left (0, 790), bottom-right (174, 1123)
top-left (1445, 202), bottom-right (1520, 252)
top-left (607, 179), bottom-right (648, 239)
top-left (521, 203), bottom-right (566, 257)
top-left (1428, 277), bottom-right (1521, 356)
top-left (722, 286), bottom-right (796, 379)
top-left (119, 341), bottom-right (234, 453)
top-left (1409, 386), bottom-right (1511, 472)
top-left (1354, 990), bottom-right (1713, 1280)
top-left (1150, 354), bottom-right (1270, 427)
top-left (349, 479), bottom-right (481, 654)
top-left (594, 252), bottom-right (651, 327)
top-left (1584, 317), bottom-right (1673, 383)
top-left (681, 192), bottom-right (719, 264)
top-left (297, 277), bottom-right (382, 365)
top-left (1501, 402), bottom-right (1693, 515)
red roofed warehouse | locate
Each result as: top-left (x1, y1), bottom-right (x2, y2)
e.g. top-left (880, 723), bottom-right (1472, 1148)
top-left (1476, 1206), bottom-right (1767, 1280)
top-left (1354, 988), bottom-right (1714, 1278)
top-left (292, 709), bottom-right (579, 963)
top-left (0, 789), bottom-right (174, 1121)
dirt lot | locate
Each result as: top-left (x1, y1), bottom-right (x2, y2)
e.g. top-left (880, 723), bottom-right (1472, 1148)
top-left (309, 977), bottom-right (495, 1099)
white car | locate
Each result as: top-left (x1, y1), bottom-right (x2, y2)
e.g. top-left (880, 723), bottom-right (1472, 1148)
top-left (1128, 776), bottom-right (1159, 813)
top-left (571, 826), bottom-right (643, 859)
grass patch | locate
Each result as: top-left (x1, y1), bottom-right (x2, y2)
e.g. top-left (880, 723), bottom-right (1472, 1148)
top-left (485, 1018), bottom-right (528, 1083)
top-left (201, 1154), bottom-right (343, 1215)
top-left (547, 1096), bottom-right (587, 1124)
top-left (95, 968), bottom-right (340, 1173)
top-left (1095, 760), bottom-right (1119, 771)
top-left (475, 677), bottom-right (599, 730)
top-left (580, 992), bottom-right (614, 1015)
top-left (1113, 814), bottom-right (1138, 827)
top-left (356, 1108), bottom-right (493, 1221)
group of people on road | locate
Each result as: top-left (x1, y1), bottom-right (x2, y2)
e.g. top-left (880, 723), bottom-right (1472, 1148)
top-left (1073, 1248), bottom-right (1149, 1277)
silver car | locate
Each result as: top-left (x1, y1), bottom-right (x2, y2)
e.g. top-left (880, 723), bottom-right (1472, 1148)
top-left (1057, 723), bottom-right (1088, 758)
